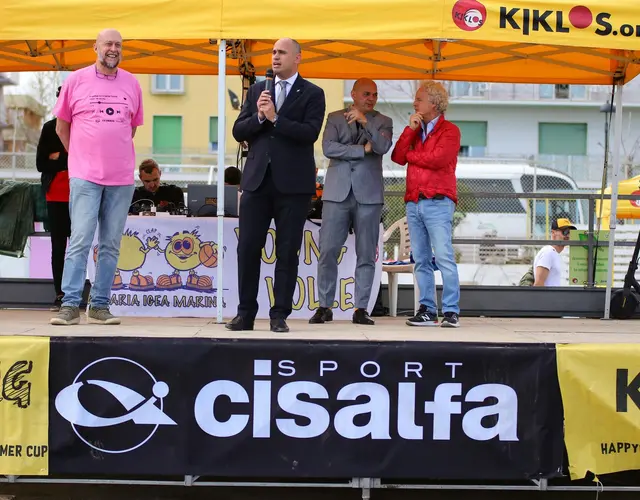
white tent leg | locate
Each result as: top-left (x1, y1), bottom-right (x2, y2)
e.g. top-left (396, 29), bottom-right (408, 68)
top-left (216, 39), bottom-right (227, 324)
top-left (604, 82), bottom-right (624, 320)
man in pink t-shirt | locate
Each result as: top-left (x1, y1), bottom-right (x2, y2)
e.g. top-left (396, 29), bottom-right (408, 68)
top-left (50, 28), bottom-right (144, 326)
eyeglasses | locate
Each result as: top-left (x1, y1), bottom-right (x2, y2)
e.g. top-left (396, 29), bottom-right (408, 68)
top-left (560, 228), bottom-right (571, 236)
top-left (95, 66), bottom-right (118, 80)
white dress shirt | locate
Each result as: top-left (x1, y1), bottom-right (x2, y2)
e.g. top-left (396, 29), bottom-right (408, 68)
top-left (274, 72), bottom-right (298, 105)
top-left (258, 72), bottom-right (299, 123)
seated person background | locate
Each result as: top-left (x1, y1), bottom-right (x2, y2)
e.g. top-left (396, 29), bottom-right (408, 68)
top-left (131, 159), bottom-right (184, 212)
top-left (533, 217), bottom-right (576, 286)
top-left (225, 166), bottom-right (243, 214)
top-left (224, 166), bottom-right (242, 186)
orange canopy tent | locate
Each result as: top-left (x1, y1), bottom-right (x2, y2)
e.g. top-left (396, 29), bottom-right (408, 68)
top-left (1, 0), bottom-right (640, 84)
top-left (1, 0), bottom-right (638, 319)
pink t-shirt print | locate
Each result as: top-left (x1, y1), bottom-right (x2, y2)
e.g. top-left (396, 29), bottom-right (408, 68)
top-left (53, 65), bottom-right (144, 186)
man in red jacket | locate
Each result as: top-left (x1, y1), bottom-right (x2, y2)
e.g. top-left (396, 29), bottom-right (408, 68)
top-left (391, 81), bottom-right (461, 328)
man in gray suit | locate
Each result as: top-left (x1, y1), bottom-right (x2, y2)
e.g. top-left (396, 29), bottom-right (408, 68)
top-left (310, 79), bottom-right (393, 325)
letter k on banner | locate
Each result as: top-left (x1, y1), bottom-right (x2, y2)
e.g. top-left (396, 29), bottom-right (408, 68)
top-left (557, 343), bottom-right (640, 479)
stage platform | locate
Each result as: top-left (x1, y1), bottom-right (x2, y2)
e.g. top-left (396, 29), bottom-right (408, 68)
top-left (2, 308), bottom-right (640, 493)
top-left (1, 309), bottom-right (639, 344)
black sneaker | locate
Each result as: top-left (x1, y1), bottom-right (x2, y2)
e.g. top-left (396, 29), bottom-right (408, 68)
top-left (309, 307), bottom-right (333, 324)
top-left (406, 305), bottom-right (439, 327)
top-left (441, 312), bottom-right (460, 328)
top-left (352, 308), bottom-right (375, 325)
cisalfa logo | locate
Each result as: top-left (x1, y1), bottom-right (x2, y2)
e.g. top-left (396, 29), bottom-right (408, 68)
top-left (55, 357), bottom-right (177, 454)
top-left (452, 0), bottom-right (487, 31)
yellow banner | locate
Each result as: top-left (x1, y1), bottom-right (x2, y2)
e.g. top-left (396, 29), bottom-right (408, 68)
top-left (0, 337), bottom-right (49, 476)
top-left (557, 343), bottom-right (640, 479)
top-left (444, 0), bottom-right (640, 50)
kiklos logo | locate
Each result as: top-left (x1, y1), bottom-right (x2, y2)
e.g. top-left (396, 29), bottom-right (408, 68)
top-left (452, 0), bottom-right (487, 31)
top-left (499, 5), bottom-right (593, 34)
top-left (452, 2), bottom-right (638, 38)
top-left (499, 5), bottom-right (638, 38)
top-left (55, 357), bottom-right (177, 454)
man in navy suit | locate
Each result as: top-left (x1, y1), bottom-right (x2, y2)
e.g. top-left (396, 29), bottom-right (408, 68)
top-left (227, 38), bottom-right (326, 333)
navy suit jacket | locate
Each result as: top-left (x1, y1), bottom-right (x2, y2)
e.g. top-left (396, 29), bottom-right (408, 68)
top-left (232, 76), bottom-right (326, 195)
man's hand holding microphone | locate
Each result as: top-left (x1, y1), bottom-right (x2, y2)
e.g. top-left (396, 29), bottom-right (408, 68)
top-left (258, 69), bottom-right (277, 123)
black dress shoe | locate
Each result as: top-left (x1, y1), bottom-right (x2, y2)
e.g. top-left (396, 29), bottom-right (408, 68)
top-left (225, 315), bottom-right (254, 331)
top-left (352, 308), bottom-right (375, 325)
top-left (270, 318), bottom-right (290, 333)
top-left (309, 307), bottom-right (333, 324)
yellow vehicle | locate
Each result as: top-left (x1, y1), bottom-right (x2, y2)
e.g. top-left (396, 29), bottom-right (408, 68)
top-left (596, 175), bottom-right (640, 229)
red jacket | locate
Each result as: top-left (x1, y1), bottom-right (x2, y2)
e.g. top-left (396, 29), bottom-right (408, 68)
top-left (391, 116), bottom-right (461, 204)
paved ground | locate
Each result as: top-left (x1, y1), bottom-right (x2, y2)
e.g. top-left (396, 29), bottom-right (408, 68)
top-left (1, 309), bottom-right (639, 344)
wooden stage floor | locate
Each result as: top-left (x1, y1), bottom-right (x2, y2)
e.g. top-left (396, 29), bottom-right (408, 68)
top-left (1, 309), bottom-right (639, 344)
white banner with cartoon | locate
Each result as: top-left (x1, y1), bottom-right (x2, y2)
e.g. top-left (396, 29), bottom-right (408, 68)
top-left (86, 216), bottom-right (383, 320)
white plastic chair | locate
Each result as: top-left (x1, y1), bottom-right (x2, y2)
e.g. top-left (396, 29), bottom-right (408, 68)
top-left (382, 217), bottom-right (420, 317)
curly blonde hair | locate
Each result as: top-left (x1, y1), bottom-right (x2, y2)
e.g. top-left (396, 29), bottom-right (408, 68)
top-left (417, 81), bottom-right (449, 114)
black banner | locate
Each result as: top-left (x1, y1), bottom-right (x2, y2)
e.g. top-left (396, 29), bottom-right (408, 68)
top-left (48, 338), bottom-right (564, 479)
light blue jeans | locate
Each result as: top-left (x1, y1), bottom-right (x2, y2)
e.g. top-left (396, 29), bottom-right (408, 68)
top-left (406, 197), bottom-right (460, 315)
top-left (61, 178), bottom-right (134, 308)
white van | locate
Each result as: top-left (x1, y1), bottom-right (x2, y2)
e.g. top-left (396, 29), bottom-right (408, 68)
top-left (317, 162), bottom-right (585, 239)
top-left (453, 163), bottom-right (585, 239)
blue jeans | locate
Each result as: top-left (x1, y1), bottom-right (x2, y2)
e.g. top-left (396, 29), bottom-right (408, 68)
top-left (61, 178), bottom-right (134, 308)
top-left (406, 198), bottom-right (460, 315)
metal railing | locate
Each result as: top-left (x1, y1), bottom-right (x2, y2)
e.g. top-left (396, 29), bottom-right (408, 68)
top-left (382, 190), bottom-right (639, 288)
top-left (0, 151), bottom-right (239, 186)
top-left (3, 150), bottom-right (637, 287)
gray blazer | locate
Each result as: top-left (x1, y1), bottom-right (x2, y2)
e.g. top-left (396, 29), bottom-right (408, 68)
top-left (321, 108), bottom-right (393, 204)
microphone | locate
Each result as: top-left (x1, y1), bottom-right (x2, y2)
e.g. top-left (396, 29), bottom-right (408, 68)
top-left (265, 69), bottom-right (274, 93)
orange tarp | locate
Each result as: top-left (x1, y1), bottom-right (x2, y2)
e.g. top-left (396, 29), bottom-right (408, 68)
top-left (0, 0), bottom-right (639, 83)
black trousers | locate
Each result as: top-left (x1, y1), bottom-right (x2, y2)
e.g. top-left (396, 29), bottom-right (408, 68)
top-left (46, 201), bottom-right (71, 297)
top-left (237, 168), bottom-right (310, 320)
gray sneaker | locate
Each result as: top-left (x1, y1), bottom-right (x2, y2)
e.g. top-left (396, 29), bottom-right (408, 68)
top-left (87, 306), bottom-right (121, 325)
top-left (50, 306), bottom-right (80, 326)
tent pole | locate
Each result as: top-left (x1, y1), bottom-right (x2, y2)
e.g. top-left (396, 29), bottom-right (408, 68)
top-left (216, 39), bottom-right (227, 324)
top-left (603, 82), bottom-right (624, 320)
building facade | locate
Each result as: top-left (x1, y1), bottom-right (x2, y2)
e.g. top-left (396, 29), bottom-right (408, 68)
top-left (133, 74), bottom-right (345, 182)
top-left (2, 94), bottom-right (45, 153)
top-left (0, 73), bottom-right (16, 152)
top-left (349, 80), bottom-right (640, 190)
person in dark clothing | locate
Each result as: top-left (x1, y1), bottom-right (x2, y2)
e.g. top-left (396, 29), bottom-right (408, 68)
top-left (36, 86), bottom-right (70, 311)
top-left (130, 159), bottom-right (184, 213)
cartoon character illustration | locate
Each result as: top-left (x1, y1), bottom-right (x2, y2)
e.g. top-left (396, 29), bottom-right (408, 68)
top-left (150, 229), bottom-right (219, 292)
top-left (93, 229), bottom-right (156, 291)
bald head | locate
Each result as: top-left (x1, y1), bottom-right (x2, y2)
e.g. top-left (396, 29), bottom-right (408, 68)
top-left (272, 38), bottom-right (302, 79)
top-left (94, 28), bottom-right (123, 74)
top-left (353, 78), bottom-right (376, 92)
top-left (277, 38), bottom-right (301, 54)
top-left (97, 28), bottom-right (122, 43)
top-left (351, 78), bottom-right (378, 113)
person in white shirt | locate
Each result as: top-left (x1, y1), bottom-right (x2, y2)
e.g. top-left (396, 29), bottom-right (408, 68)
top-left (533, 217), bottom-right (576, 286)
